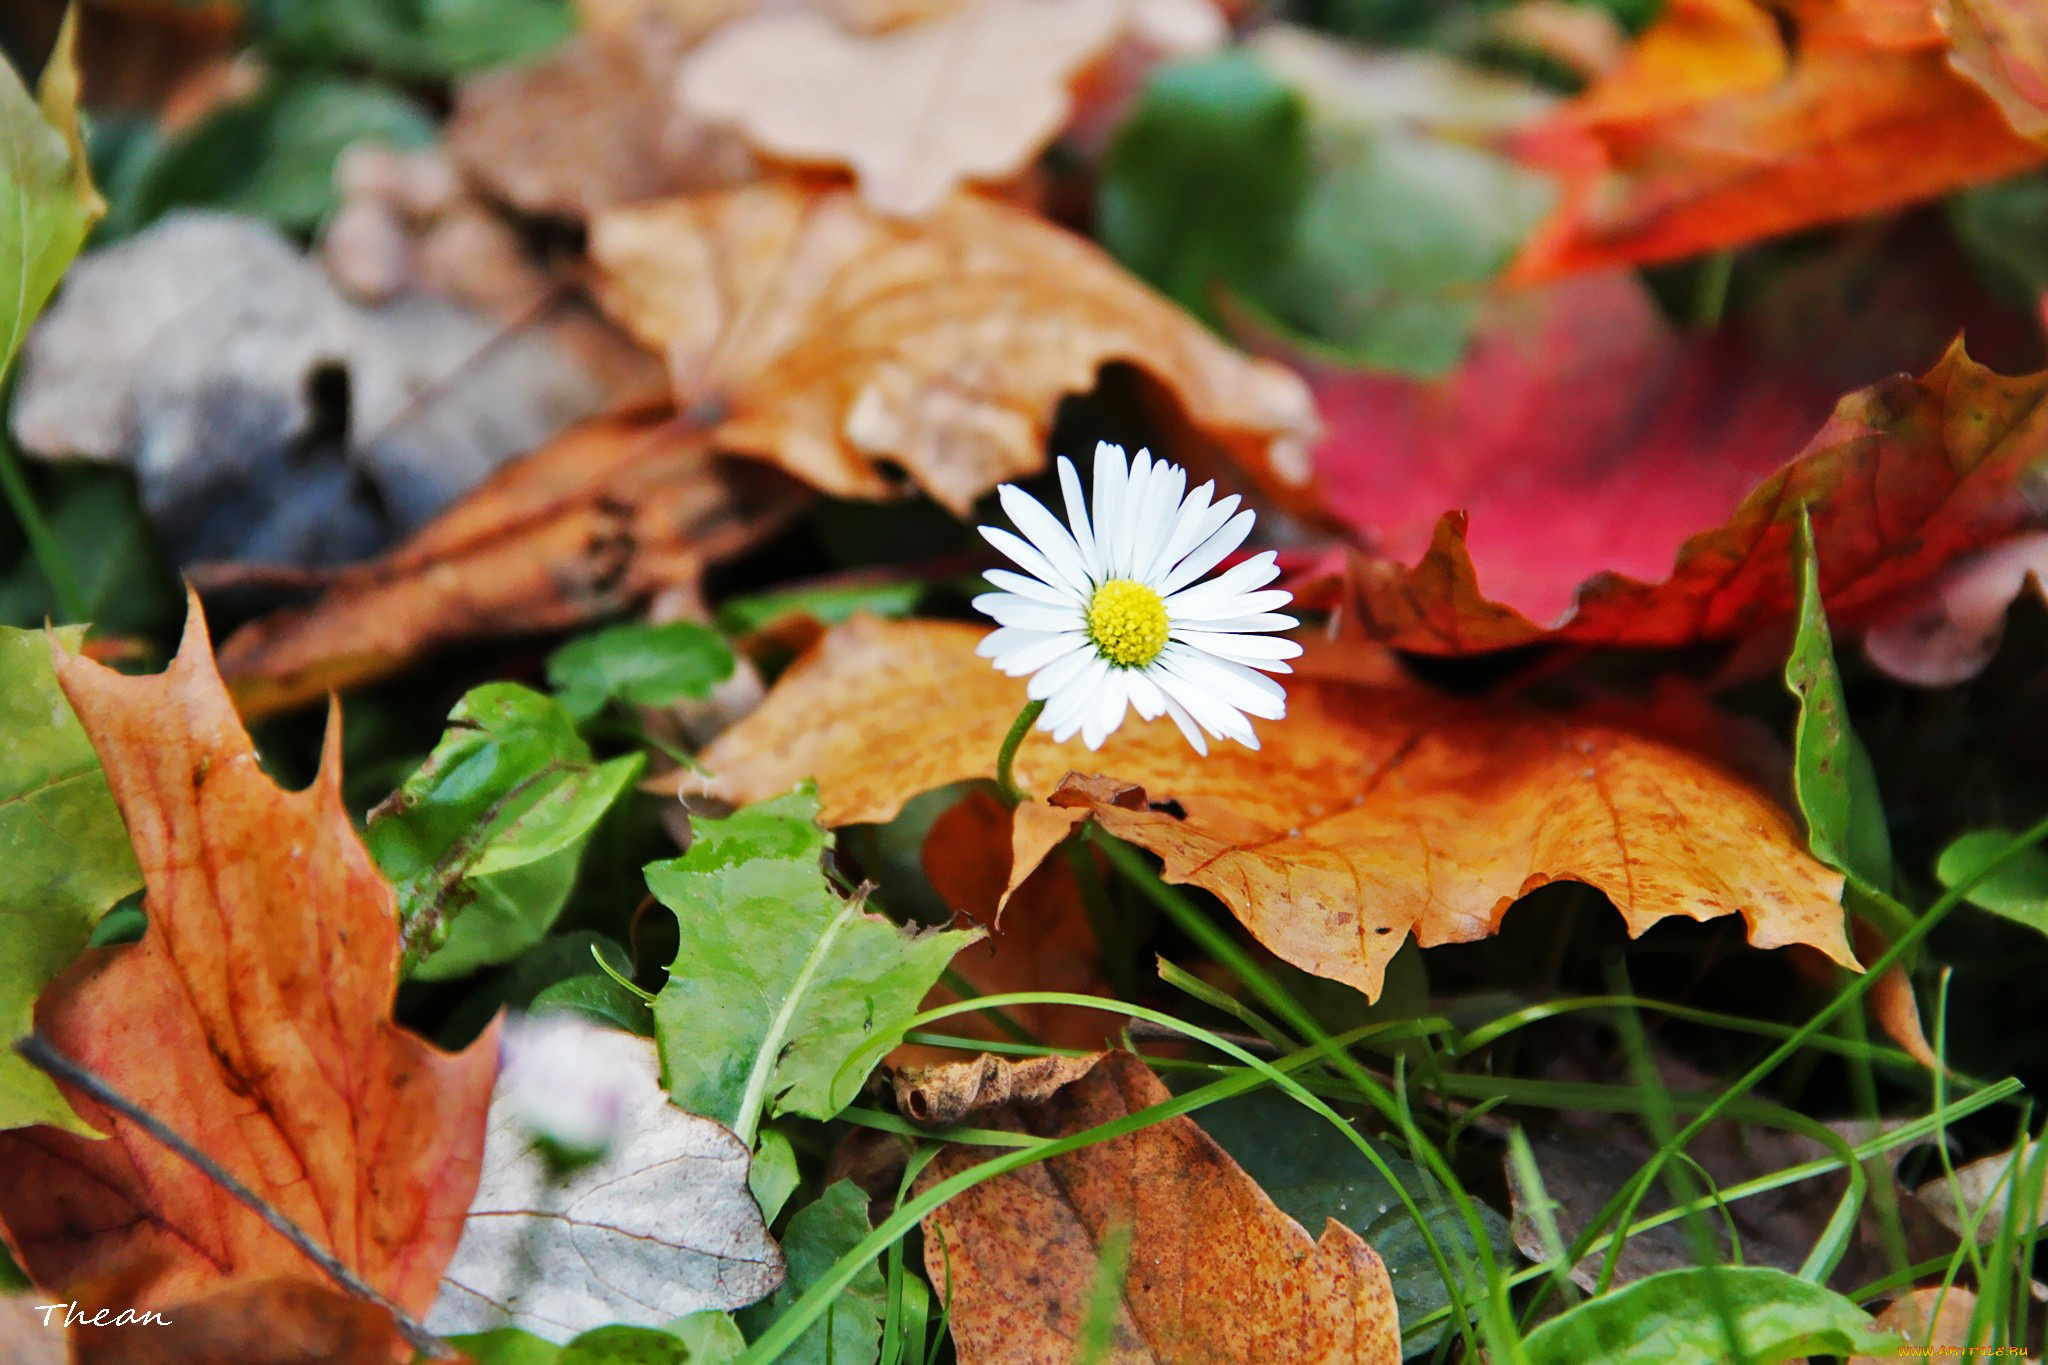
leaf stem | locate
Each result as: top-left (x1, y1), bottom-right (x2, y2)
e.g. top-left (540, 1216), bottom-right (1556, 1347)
top-left (14, 1034), bottom-right (455, 1360)
top-left (730, 893), bottom-right (863, 1148)
top-left (994, 699), bottom-right (1044, 807)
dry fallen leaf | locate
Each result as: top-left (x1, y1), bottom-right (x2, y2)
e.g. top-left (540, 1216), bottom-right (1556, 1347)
top-left (1851, 1285), bottom-right (1983, 1363)
top-left (677, 0), bottom-right (1220, 215)
top-left (893, 1051), bottom-right (1100, 1126)
top-left (428, 1017), bottom-right (783, 1341)
top-left (1941, 0), bottom-right (2048, 139)
top-left (895, 787), bottom-right (1119, 1067)
top-left (590, 181), bottom-right (1319, 514)
top-left (1509, 0), bottom-right (2048, 278)
top-left (701, 616), bottom-right (1853, 1000)
top-left (1338, 338), bottom-right (2048, 655)
top-left (920, 1050), bottom-right (1401, 1363)
top-left (217, 407), bottom-right (805, 717)
top-left (0, 599), bottom-right (498, 1356)
top-left (1864, 531), bottom-right (2048, 685)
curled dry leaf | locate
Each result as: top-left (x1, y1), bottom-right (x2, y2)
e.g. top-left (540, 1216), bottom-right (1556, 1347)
top-left (428, 1018), bottom-right (783, 1342)
top-left (217, 407), bottom-right (805, 718)
top-left (1940, 0), bottom-right (2048, 139)
top-left (1508, 0), bottom-right (2048, 278)
top-left (700, 616), bottom-right (1852, 1000)
top-left (1851, 1286), bottom-right (1982, 1363)
top-left (920, 1050), bottom-right (1401, 1363)
top-left (590, 181), bottom-right (1319, 514)
top-left (0, 599), bottom-right (497, 1356)
top-left (893, 1051), bottom-right (1100, 1126)
top-left (1338, 335), bottom-right (2048, 655)
top-left (896, 787), bottom-right (1120, 1067)
top-left (678, 0), bottom-right (1221, 216)
top-left (1864, 531), bottom-right (2048, 685)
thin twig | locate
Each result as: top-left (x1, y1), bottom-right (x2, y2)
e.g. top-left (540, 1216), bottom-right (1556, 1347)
top-left (15, 1034), bottom-right (456, 1360)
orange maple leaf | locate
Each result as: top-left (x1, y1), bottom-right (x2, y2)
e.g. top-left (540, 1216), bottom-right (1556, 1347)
top-left (0, 601), bottom-right (498, 1359)
top-left (1509, 0), bottom-right (2048, 278)
top-left (698, 616), bottom-right (1853, 1000)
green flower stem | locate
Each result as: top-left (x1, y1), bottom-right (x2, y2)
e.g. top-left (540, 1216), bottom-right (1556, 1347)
top-left (994, 698), bottom-right (1045, 807)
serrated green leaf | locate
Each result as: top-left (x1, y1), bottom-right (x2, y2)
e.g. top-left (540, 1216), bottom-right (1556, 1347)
top-left (1520, 1266), bottom-right (1901, 1364)
top-left (370, 684), bottom-right (642, 981)
top-left (1200, 1089), bottom-right (1511, 1354)
top-left (546, 621), bottom-right (736, 724)
top-left (126, 74), bottom-right (435, 232)
top-left (1937, 829), bottom-right (2048, 935)
top-left (737, 1181), bottom-right (886, 1365)
top-left (648, 787), bottom-right (976, 1137)
top-left (250, 0), bottom-right (573, 80)
top-left (1785, 512), bottom-right (1893, 890)
top-left (1, 7), bottom-right (103, 382)
top-left (0, 625), bottom-right (140, 1133)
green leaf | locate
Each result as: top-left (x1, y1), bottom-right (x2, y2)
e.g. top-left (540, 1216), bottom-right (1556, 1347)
top-left (1951, 170), bottom-right (2048, 305)
top-left (369, 684), bottom-right (642, 981)
top-left (715, 581), bottom-right (924, 638)
top-left (546, 621), bottom-right (736, 724)
top-left (737, 1181), bottom-right (886, 1365)
top-left (1937, 829), bottom-right (2048, 935)
top-left (666, 1312), bottom-right (746, 1364)
top-left (450, 1323), bottom-right (708, 1365)
top-left (531, 972), bottom-right (656, 1035)
top-left (648, 787), bottom-right (976, 1140)
top-left (0, 465), bottom-right (177, 633)
top-left (0, 625), bottom-right (141, 1133)
top-left (748, 1126), bottom-right (801, 1224)
top-left (1519, 1266), bottom-right (1902, 1365)
top-left (0, 6), bottom-right (103, 382)
top-left (250, 0), bottom-right (574, 80)
top-left (1785, 512), bottom-right (1892, 890)
top-left (1098, 53), bottom-right (1312, 327)
top-left (1199, 1089), bottom-right (1512, 1354)
top-left (448, 1327), bottom-right (563, 1365)
top-left (127, 74), bottom-right (435, 232)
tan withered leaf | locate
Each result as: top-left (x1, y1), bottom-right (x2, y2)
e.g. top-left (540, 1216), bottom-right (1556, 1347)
top-left (677, 0), bottom-right (1203, 215)
top-left (589, 182), bottom-right (1319, 515)
top-left (1940, 0), bottom-right (2048, 140)
top-left (700, 617), bottom-right (1853, 999)
top-left (218, 406), bottom-right (803, 718)
top-left (0, 601), bottom-right (497, 1357)
top-left (920, 1051), bottom-right (1401, 1363)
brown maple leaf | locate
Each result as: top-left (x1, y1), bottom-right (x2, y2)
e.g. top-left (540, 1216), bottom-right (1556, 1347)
top-left (589, 181), bottom-right (1319, 515)
top-left (919, 1050), bottom-right (1401, 1363)
top-left (697, 616), bottom-right (1853, 999)
top-left (0, 600), bottom-right (498, 1359)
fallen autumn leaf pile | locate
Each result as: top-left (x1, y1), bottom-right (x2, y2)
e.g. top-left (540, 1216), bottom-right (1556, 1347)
top-left (4, 0), bottom-right (2048, 1361)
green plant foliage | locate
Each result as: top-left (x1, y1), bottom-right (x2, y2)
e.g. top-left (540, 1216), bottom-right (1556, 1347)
top-left (1199, 1089), bottom-right (1511, 1353)
top-left (1519, 1266), bottom-right (1901, 1364)
top-left (1098, 53), bottom-right (1312, 327)
top-left (647, 787), bottom-right (976, 1138)
top-left (0, 466), bottom-right (177, 633)
top-left (249, 0), bottom-right (574, 80)
top-left (748, 1126), bottom-right (801, 1224)
top-left (715, 581), bottom-right (925, 638)
top-left (1099, 43), bottom-right (1552, 376)
top-left (546, 621), bottom-right (737, 724)
top-left (667, 1313), bottom-right (746, 1363)
top-left (370, 684), bottom-right (642, 981)
top-left (124, 74), bottom-right (436, 232)
top-left (451, 1321), bottom-right (715, 1364)
top-left (1785, 512), bottom-right (1893, 890)
top-left (1950, 170), bottom-right (2048, 305)
top-left (0, 626), bottom-right (141, 1133)
top-left (738, 1181), bottom-right (887, 1365)
top-left (0, 7), bottom-right (102, 381)
top-left (1938, 829), bottom-right (2048, 935)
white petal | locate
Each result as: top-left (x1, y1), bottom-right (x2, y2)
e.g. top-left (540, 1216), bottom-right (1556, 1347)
top-left (998, 485), bottom-right (1094, 595)
top-left (1168, 592), bottom-right (1295, 626)
top-left (1082, 671), bottom-right (1130, 750)
top-left (983, 567), bottom-right (1075, 606)
top-left (1153, 668), bottom-right (1257, 747)
top-left (1041, 654), bottom-right (1110, 739)
top-left (978, 624), bottom-right (1062, 661)
top-left (973, 594), bottom-right (1083, 632)
top-left (1159, 644), bottom-right (1286, 720)
top-left (1163, 553), bottom-right (1282, 617)
top-left (1125, 457), bottom-right (1185, 590)
top-left (1173, 631), bottom-right (1304, 663)
top-left (1027, 642), bottom-right (1101, 698)
top-left (1156, 508), bottom-right (1255, 596)
top-left (1126, 669), bottom-right (1168, 720)
top-left (1173, 611), bottom-right (1299, 634)
top-left (981, 525), bottom-right (1078, 596)
top-left (1141, 480), bottom-right (1218, 583)
top-left (1152, 682), bottom-right (1209, 755)
top-left (1091, 442), bottom-right (1129, 583)
top-left (1056, 456), bottom-right (1102, 583)
top-left (998, 632), bottom-right (1091, 676)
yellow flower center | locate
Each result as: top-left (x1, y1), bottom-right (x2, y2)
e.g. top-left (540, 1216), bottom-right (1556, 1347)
top-left (1086, 578), bottom-right (1170, 669)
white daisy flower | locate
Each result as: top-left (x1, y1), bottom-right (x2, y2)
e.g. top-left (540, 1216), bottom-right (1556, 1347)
top-left (974, 441), bottom-right (1301, 755)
